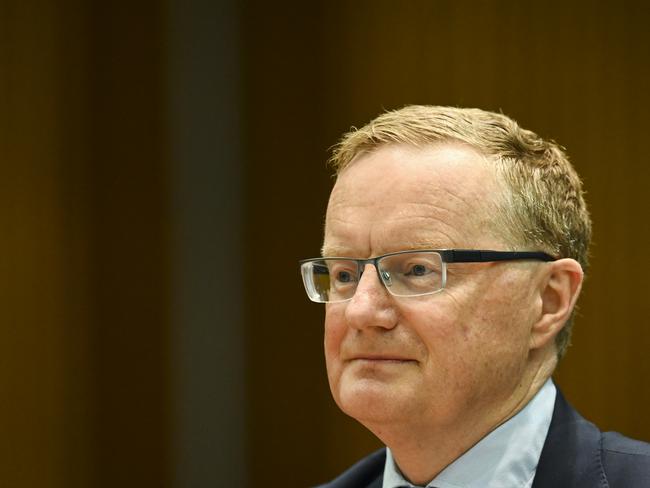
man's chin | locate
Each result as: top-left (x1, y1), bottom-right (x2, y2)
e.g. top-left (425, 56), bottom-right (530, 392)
top-left (335, 379), bottom-right (416, 424)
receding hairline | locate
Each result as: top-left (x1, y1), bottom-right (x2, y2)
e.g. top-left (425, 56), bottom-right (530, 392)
top-left (336, 138), bottom-right (495, 175)
top-left (329, 105), bottom-right (533, 173)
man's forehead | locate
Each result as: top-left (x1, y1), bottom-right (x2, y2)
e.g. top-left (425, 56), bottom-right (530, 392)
top-left (322, 143), bottom-right (506, 257)
top-left (330, 144), bottom-right (499, 203)
top-left (323, 211), bottom-right (465, 256)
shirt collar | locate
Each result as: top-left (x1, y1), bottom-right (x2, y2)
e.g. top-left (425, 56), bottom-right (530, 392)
top-left (382, 379), bottom-right (557, 488)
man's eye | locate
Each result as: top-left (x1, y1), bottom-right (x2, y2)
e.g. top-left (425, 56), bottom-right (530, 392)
top-left (406, 264), bottom-right (431, 276)
top-left (336, 270), bottom-right (353, 283)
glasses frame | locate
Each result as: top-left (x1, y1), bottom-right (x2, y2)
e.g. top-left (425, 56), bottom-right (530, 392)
top-left (299, 249), bottom-right (556, 303)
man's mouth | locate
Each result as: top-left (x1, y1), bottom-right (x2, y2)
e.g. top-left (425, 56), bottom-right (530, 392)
top-left (348, 354), bottom-right (416, 363)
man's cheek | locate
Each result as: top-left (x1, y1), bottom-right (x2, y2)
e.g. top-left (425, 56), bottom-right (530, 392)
top-left (324, 310), bottom-right (347, 347)
top-left (323, 324), bottom-right (343, 373)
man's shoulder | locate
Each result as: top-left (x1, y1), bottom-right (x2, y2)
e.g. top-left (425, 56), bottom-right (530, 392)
top-left (603, 430), bottom-right (650, 456)
top-left (534, 388), bottom-right (650, 487)
top-left (601, 430), bottom-right (650, 484)
top-left (314, 448), bottom-right (385, 488)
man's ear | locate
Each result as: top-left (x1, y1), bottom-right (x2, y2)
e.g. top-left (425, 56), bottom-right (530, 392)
top-left (530, 258), bottom-right (584, 350)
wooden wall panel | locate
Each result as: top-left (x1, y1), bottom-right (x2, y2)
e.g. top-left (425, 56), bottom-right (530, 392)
top-left (85, 3), bottom-right (171, 485)
top-left (1, 2), bottom-right (171, 486)
top-left (1, 2), bottom-right (91, 486)
top-left (241, 3), bottom-right (341, 484)
top-left (243, 1), bottom-right (650, 485)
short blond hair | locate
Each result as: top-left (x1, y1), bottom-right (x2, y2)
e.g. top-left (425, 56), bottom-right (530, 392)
top-left (329, 105), bottom-right (591, 359)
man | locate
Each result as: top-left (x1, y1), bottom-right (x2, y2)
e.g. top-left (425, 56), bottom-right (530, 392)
top-left (300, 106), bottom-right (650, 487)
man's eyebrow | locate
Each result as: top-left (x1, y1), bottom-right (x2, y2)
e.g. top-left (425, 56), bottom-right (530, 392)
top-left (320, 244), bottom-right (353, 257)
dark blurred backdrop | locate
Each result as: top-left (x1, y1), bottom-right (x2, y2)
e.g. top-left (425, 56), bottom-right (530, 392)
top-left (2, 1), bottom-right (650, 486)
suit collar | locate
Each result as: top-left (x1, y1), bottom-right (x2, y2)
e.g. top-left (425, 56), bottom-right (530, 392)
top-left (532, 388), bottom-right (608, 488)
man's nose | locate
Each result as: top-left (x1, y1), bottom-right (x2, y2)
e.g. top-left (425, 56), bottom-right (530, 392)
top-left (344, 264), bottom-right (398, 330)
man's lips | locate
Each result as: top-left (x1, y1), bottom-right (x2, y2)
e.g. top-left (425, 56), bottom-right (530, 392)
top-left (346, 354), bottom-right (416, 363)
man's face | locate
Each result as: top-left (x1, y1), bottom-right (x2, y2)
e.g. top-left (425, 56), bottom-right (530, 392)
top-left (322, 143), bottom-right (543, 432)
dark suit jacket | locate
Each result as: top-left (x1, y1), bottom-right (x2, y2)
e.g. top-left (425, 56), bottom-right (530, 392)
top-left (317, 390), bottom-right (650, 487)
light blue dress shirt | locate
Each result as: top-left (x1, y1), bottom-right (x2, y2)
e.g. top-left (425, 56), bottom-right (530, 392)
top-left (383, 379), bottom-right (556, 488)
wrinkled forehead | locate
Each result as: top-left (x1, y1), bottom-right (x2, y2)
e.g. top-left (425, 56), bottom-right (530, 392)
top-left (323, 144), bottom-right (507, 256)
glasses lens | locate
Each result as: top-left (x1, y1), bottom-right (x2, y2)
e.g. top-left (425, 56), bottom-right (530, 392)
top-left (378, 251), bottom-right (444, 297)
top-left (301, 259), bottom-right (359, 303)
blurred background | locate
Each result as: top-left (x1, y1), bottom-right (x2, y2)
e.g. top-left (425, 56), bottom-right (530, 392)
top-left (2, 0), bottom-right (650, 486)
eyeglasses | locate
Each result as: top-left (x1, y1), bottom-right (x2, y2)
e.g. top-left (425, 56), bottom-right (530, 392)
top-left (299, 249), bottom-right (556, 303)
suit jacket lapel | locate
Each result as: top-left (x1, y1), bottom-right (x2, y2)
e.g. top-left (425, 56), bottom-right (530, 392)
top-left (532, 389), bottom-right (608, 488)
top-left (366, 474), bottom-right (383, 488)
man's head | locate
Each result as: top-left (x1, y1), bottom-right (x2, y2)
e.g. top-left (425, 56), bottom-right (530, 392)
top-left (315, 106), bottom-right (589, 444)
top-left (329, 105), bottom-right (591, 358)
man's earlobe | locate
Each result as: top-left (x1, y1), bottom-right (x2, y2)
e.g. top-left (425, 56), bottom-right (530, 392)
top-left (530, 258), bottom-right (584, 350)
